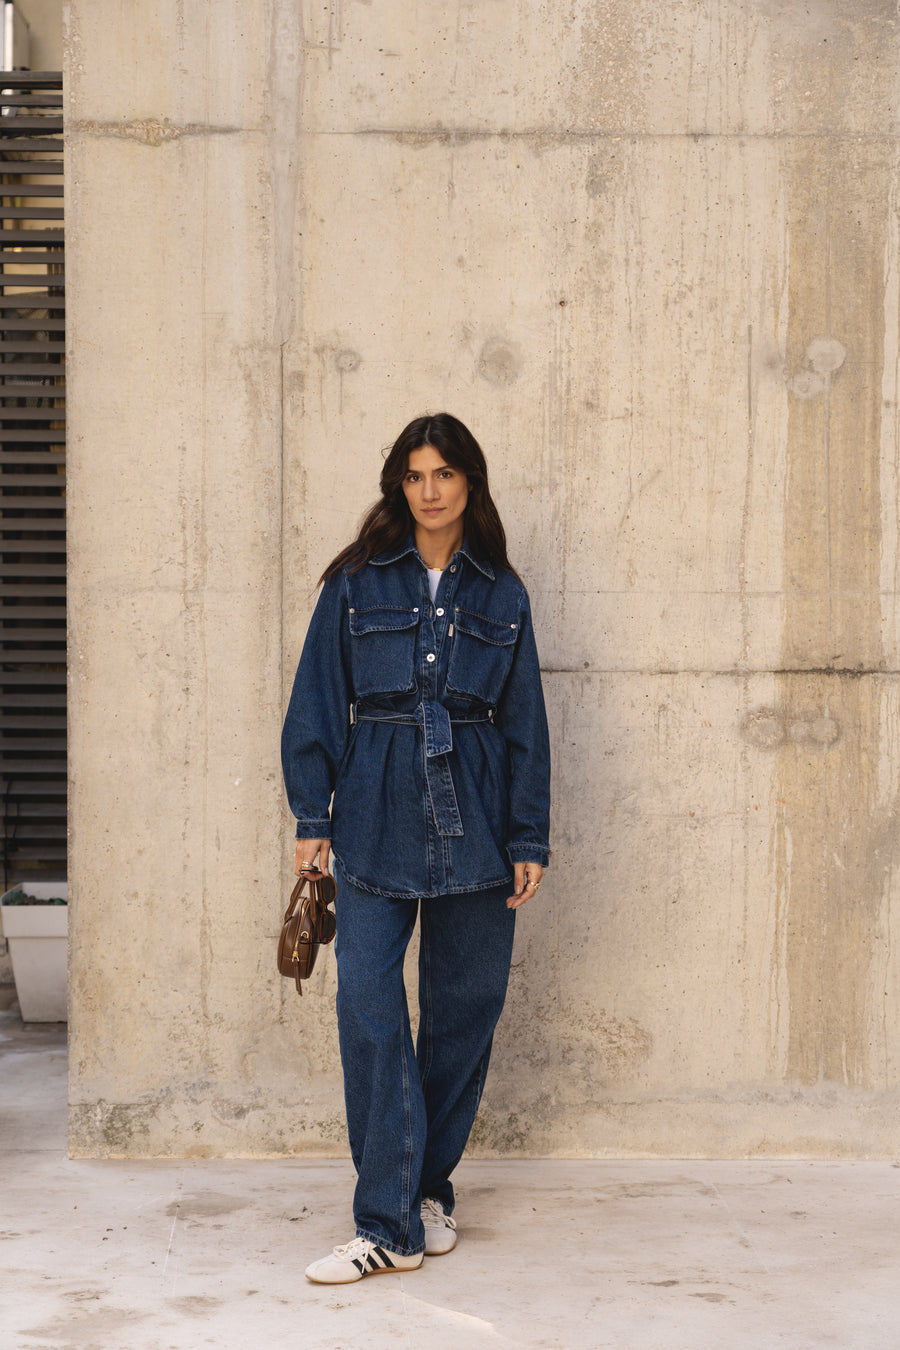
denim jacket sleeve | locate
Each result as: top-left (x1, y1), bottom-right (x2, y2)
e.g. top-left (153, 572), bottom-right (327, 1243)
top-left (281, 571), bottom-right (351, 840)
top-left (494, 585), bottom-right (551, 868)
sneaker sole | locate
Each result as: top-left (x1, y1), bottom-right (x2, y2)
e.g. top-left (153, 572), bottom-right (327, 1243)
top-left (305, 1258), bottom-right (424, 1284)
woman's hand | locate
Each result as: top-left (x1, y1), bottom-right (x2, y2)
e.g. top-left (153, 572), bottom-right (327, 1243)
top-left (507, 862), bottom-right (544, 909)
top-left (294, 839), bottom-right (331, 879)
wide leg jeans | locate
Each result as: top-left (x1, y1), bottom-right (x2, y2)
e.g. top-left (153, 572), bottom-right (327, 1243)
top-left (333, 862), bottom-right (516, 1256)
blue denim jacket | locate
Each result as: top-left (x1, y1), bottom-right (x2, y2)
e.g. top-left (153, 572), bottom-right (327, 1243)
top-left (281, 537), bottom-right (551, 898)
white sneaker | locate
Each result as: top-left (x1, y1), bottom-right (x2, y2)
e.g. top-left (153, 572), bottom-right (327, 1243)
top-left (305, 1236), bottom-right (424, 1284)
top-left (421, 1197), bottom-right (458, 1255)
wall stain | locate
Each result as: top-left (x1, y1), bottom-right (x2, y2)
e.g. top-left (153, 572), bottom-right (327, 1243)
top-left (303, 0), bottom-right (343, 67)
top-left (68, 118), bottom-right (241, 146)
top-left (334, 349), bottom-right (360, 373)
top-left (467, 1108), bottom-right (530, 1153)
top-left (743, 708), bottom-right (840, 749)
top-left (69, 1098), bottom-right (160, 1152)
top-left (477, 337), bottom-right (522, 387)
top-left (562, 1009), bottom-right (654, 1081)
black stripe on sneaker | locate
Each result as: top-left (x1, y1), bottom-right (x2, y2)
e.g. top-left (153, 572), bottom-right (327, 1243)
top-left (372, 1246), bottom-right (395, 1269)
top-left (352, 1258), bottom-right (365, 1272)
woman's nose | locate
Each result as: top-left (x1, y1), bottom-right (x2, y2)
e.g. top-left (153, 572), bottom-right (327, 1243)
top-left (422, 477), bottom-right (439, 501)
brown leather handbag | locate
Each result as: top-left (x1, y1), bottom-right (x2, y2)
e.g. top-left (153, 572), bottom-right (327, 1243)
top-left (277, 874), bottom-right (337, 995)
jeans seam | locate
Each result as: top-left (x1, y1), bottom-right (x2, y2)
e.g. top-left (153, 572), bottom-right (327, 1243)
top-left (399, 1007), bottom-right (414, 1249)
top-left (419, 910), bottom-right (434, 1087)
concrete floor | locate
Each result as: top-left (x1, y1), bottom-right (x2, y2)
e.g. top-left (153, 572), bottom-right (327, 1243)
top-left (1, 1004), bottom-right (899, 1350)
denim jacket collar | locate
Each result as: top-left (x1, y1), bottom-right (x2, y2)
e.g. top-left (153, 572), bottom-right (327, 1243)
top-left (369, 534), bottom-right (495, 581)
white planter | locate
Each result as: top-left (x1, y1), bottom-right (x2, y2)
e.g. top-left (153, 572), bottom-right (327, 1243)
top-left (1, 882), bottom-right (68, 1022)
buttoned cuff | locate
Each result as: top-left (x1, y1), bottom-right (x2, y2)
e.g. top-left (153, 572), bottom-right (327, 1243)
top-left (294, 818), bottom-right (332, 840)
top-left (507, 843), bottom-right (550, 867)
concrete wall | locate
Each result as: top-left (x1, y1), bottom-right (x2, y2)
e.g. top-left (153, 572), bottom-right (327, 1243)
top-left (67, 0), bottom-right (900, 1158)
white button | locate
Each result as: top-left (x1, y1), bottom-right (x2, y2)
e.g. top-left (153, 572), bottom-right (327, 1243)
top-left (449, 565), bottom-right (457, 573)
top-left (436, 608), bottom-right (444, 616)
top-left (426, 653), bottom-right (436, 663)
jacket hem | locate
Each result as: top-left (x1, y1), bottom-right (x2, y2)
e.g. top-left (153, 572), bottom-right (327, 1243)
top-left (333, 853), bottom-right (512, 900)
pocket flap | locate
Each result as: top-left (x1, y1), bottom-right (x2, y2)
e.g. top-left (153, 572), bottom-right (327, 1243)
top-left (453, 607), bottom-right (519, 646)
top-left (349, 605), bottom-right (419, 636)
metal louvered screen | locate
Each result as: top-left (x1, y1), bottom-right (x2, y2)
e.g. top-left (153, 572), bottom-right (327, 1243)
top-left (0, 71), bottom-right (65, 889)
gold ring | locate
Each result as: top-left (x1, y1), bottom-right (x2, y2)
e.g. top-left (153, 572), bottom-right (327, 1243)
top-left (300, 860), bottom-right (315, 869)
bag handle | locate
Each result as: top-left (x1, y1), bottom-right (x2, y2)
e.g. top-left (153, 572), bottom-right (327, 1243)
top-left (284, 874), bottom-right (336, 921)
top-left (284, 874), bottom-right (309, 923)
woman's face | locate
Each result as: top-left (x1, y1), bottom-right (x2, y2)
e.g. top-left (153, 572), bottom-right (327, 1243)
top-left (402, 444), bottom-right (469, 539)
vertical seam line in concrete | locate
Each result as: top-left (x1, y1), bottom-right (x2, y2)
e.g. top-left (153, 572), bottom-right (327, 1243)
top-left (278, 338), bottom-right (285, 635)
top-left (278, 336), bottom-right (285, 867)
top-left (739, 323), bottom-right (754, 668)
top-left (198, 13), bottom-right (212, 1030)
top-left (399, 1281), bottom-right (414, 1350)
top-left (162, 1210), bottom-right (179, 1283)
top-left (162, 1172), bottom-right (186, 1292)
top-left (820, 188), bottom-right (833, 1086)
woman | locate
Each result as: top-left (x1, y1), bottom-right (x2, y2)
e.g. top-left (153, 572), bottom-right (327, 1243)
top-left (281, 412), bottom-right (550, 1284)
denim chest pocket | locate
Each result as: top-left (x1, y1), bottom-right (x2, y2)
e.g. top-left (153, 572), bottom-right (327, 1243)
top-left (349, 605), bottom-right (419, 696)
top-left (445, 606), bottom-right (519, 704)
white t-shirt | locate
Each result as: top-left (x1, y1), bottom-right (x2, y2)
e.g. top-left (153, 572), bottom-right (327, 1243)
top-left (427, 568), bottom-right (443, 603)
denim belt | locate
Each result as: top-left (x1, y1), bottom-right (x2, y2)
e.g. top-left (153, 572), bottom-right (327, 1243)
top-left (354, 701), bottom-right (493, 837)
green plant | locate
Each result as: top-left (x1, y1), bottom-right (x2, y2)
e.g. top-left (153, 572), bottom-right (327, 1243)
top-left (1, 887), bottom-right (67, 906)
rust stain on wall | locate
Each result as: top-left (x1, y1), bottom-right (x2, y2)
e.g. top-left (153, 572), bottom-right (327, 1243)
top-left (774, 137), bottom-right (892, 1087)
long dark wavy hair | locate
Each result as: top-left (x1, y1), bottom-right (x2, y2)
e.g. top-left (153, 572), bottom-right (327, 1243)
top-left (321, 413), bottom-right (518, 582)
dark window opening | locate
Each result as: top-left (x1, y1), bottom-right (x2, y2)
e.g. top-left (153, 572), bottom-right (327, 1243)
top-left (0, 70), bottom-right (65, 889)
